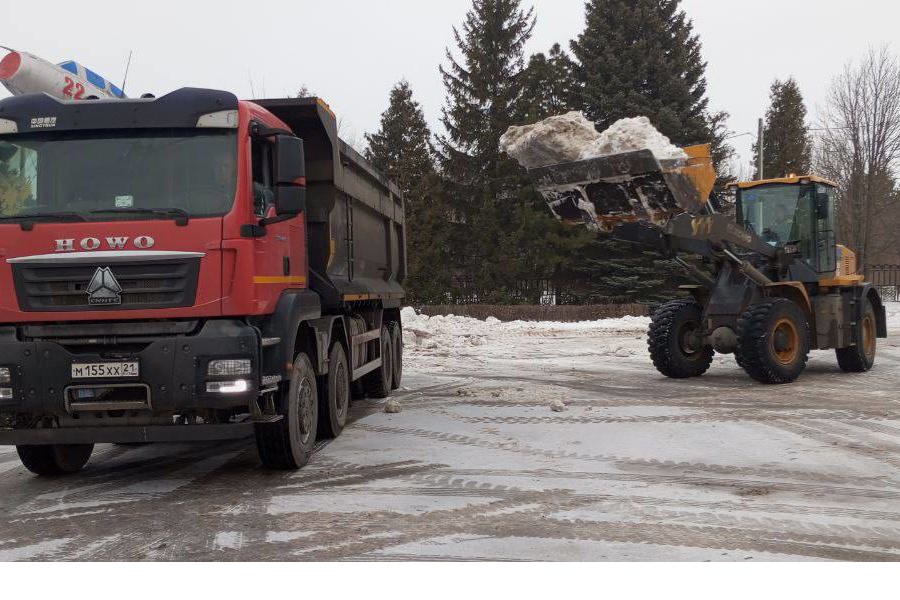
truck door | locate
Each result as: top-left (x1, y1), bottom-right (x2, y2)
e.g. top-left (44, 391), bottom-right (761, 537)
top-left (814, 185), bottom-right (837, 274)
top-left (251, 135), bottom-right (304, 308)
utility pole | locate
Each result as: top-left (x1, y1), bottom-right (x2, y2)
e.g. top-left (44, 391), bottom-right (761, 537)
top-left (757, 118), bottom-right (765, 180)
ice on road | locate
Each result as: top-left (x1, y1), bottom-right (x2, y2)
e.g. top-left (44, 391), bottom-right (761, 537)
top-left (1, 305), bottom-right (899, 561)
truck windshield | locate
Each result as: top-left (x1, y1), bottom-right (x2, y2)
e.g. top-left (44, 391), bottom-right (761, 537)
top-left (739, 183), bottom-right (815, 247)
top-left (0, 129), bottom-right (237, 221)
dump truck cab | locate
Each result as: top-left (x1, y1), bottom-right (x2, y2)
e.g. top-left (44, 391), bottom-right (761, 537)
top-left (731, 176), bottom-right (839, 280)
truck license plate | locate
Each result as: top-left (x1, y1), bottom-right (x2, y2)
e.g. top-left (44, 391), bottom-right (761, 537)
top-left (71, 362), bottom-right (140, 379)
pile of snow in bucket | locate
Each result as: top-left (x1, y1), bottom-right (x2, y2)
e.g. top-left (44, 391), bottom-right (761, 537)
top-left (499, 112), bottom-right (687, 169)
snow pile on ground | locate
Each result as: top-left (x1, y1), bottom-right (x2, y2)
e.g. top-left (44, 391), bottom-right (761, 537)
top-left (499, 112), bottom-right (687, 169)
top-left (887, 302), bottom-right (900, 330)
top-left (401, 307), bottom-right (650, 371)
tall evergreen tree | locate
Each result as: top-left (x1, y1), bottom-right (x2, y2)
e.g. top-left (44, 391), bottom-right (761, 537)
top-left (436, 0), bottom-right (539, 300)
top-left (570, 0), bottom-right (710, 144)
top-left (519, 43), bottom-right (577, 124)
top-left (365, 81), bottom-right (450, 303)
top-left (562, 0), bottom-right (731, 302)
top-left (753, 78), bottom-right (812, 179)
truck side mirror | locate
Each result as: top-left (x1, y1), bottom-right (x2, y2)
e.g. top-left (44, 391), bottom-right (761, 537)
top-left (275, 185), bottom-right (306, 216)
top-left (815, 193), bottom-right (830, 220)
top-left (274, 135), bottom-right (307, 216)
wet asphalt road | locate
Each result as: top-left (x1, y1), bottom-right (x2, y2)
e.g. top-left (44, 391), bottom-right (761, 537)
top-left (1, 325), bottom-right (900, 561)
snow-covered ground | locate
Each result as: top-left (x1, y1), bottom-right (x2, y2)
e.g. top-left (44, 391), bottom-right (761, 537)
top-left (0, 304), bottom-right (899, 561)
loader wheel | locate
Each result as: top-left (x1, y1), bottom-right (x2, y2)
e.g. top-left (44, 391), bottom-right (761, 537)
top-left (836, 297), bottom-right (877, 373)
top-left (319, 342), bottom-right (350, 438)
top-left (736, 299), bottom-right (809, 384)
top-left (255, 352), bottom-right (318, 470)
top-left (16, 444), bottom-right (94, 476)
top-left (648, 300), bottom-right (714, 379)
top-left (389, 321), bottom-right (403, 390)
top-left (363, 326), bottom-right (393, 399)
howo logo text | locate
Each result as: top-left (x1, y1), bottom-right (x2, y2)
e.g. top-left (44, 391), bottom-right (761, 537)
top-left (54, 236), bottom-right (156, 253)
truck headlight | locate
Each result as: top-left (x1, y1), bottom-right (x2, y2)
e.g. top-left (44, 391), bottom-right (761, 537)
top-left (206, 380), bottom-right (250, 394)
top-left (0, 367), bottom-right (10, 384)
top-left (0, 388), bottom-right (13, 400)
top-left (207, 359), bottom-right (252, 377)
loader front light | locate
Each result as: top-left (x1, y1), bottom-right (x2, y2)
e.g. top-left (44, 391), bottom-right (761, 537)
top-left (784, 243), bottom-right (801, 255)
top-left (207, 359), bottom-right (252, 378)
top-left (0, 367), bottom-right (10, 384)
top-left (0, 388), bottom-right (13, 401)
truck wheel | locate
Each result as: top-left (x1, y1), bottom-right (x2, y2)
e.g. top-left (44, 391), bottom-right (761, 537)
top-left (736, 299), bottom-right (809, 384)
top-left (255, 352), bottom-right (318, 470)
top-left (836, 297), bottom-right (877, 372)
top-left (389, 322), bottom-right (403, 390)
top-left (363, 326), bottom-right (393, 399)
top-left (319, 342), bottom-right (350, 438)
top-left (17, 444), bottom-right (94, 476)
top-left (648, 300), bottom-right (714, 379)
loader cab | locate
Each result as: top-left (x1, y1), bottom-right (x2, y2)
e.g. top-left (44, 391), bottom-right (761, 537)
top-left (732, 176), bottom-right (838, 275)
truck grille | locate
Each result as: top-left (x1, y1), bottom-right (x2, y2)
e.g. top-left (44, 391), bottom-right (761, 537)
top-left (12, 258), bottom-right (200, 312)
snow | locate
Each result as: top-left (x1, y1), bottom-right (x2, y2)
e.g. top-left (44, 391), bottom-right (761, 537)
top-left (499, 111), bottom-right (687, 169)
top-left (401, 307), bottom-right (650, 372)
top-left (887, 302), bottom-right (900, 329)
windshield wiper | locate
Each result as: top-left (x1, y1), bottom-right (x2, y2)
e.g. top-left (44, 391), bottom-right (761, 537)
top-left (0, 212), bottom-right (89, 231)
top-left (90, 207), bottom-right (190, 225)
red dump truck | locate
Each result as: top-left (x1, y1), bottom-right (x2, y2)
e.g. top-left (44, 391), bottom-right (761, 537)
top-left (0, 88), bottom-right (406, 474)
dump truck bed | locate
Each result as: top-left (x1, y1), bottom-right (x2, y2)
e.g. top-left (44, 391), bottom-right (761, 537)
top-left (255, 98), bottom-right (406, 308)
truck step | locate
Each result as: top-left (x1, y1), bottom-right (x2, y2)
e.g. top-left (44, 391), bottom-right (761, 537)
top-left (251, 415), bottom-right (284, 424)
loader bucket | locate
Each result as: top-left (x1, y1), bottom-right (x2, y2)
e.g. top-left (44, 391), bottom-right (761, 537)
top-left (528, 144), bottom-right (716, 232)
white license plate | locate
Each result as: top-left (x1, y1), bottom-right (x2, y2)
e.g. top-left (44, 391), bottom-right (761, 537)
top-left (71, 362), bottom-right (139, 379)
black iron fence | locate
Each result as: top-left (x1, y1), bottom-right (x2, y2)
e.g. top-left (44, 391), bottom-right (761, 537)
top-left (868, 265), bottom-right (900, 302)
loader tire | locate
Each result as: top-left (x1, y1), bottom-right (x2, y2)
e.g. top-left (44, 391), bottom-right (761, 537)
top-left (836, 297), bottom-right (877, 373)
top-left (363, 326), bottom-right (393, 399)
top-left (318, 342), bottom-right (350, 439)
top-left (255, 352), bottom-right (318, 470)
top-left (648, 300), bottom-right (713, 379)
top-left (17, 444), bottom-right (94, 476)
top-left (735, 299), bottom-right (809, 385)
top-left (389, 321), bottom-right (403, 390)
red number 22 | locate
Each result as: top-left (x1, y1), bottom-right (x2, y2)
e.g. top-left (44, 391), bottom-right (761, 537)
top-left (62, 76), bottom-right (85, 99)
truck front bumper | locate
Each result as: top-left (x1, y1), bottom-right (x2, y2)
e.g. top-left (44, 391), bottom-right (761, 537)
top-left (0, 319), bottom-right (261, 418)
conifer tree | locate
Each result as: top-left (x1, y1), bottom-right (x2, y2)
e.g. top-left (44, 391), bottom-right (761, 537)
top-left (753, 78), bottom-right (812, 179)
top-left (570, 0), bottom-right (710, 144)
top-left (365, 81), bottom-right (450, 303)
top-left (436, 0), bottom-right (539, 300)
top-left (563, 0), bottom-right (731, 302)
top-left (519, 43), bottom-right (577, 124)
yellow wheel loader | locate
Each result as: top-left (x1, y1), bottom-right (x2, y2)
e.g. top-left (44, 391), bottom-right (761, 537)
top-left (526, 145), bottom-right (887, 384)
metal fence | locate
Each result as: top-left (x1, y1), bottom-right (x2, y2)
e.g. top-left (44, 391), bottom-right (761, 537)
top-left (868, 265), bottom-right (900, 302)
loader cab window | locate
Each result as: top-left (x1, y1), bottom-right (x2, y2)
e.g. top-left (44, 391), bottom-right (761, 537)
top-left (739, 183), bottom-right (829, 271)
top-left (251, 136), bottom-right (275, 217)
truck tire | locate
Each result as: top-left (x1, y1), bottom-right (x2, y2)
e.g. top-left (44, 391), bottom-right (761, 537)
top-left (648, 300), bottom-right (714, 379)
top-left (389, 321), bottom-right (403, 390)
top-left (735, 299), bottom-right (809, 384)
top-left (363, 326), bottom-right (393, 399)
top-left (319, 342), bottom-right (350, 438)
top-left (16, 444), bottom-right (94, 476)
top-left (255, 352), bottom-right (318, 470)
top-left (836, 297), bottom-right (878, 373)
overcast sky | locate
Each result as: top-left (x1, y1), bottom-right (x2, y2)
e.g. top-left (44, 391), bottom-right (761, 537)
top-left (2, 0), bottom-right (898, 175)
